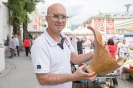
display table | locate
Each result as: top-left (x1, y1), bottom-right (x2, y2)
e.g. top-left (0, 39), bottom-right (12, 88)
top-left (97, 73), bottom-right (120, 78)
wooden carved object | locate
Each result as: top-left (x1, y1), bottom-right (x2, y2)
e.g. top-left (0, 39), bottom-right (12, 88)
top-left (86, 27), bottom-right (126, 75)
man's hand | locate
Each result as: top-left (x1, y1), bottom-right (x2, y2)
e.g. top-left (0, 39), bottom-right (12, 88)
top-left (72, 64), bottom-right (97, 82)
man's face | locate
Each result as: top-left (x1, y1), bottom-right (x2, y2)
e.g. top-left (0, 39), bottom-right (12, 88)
top-left (46, 5), bottom-right (67, 33)
top-left (7, 34), bottom-right (10, 38)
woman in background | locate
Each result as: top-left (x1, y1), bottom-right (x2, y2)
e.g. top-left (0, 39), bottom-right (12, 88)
top-left (14, 34), bottom-right (20, 56)
top-left (107, 38), bottom-right (118, 86)
top-left (107, 38), bottom-right (117, 60)
top-left (23, 37), bottom-right (31, 56)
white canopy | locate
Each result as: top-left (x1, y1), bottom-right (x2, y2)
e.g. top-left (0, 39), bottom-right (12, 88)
top-left (74, 27), bottom-right (105, 36)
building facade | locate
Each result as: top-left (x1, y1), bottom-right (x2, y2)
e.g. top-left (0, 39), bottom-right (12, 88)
top-left (78, 12), bottom-right (133, 35)
top-left (0, 0), bottom-right (11, 72)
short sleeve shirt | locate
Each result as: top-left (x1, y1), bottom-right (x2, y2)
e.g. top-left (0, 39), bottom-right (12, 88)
top-left (120, 43), bottom-right (128, 53)
top-left (31, 30), bottom-right (75, 88)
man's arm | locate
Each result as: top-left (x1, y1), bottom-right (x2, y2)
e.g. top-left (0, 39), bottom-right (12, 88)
top-left (36, 65), bottom-right (96, 86)
top-left (70, 52), bottom-right (93, 65)
top-left (36, 73), bottom-right (74, 85)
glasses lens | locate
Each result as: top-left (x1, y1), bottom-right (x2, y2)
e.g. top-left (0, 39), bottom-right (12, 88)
top-left (52, 14), bottom-right (68, 21)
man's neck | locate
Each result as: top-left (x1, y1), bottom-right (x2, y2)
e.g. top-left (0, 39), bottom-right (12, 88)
top-left (46, 28), bottom-right (61, 42)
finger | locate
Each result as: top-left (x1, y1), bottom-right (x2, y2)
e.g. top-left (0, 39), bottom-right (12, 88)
top-left (88, 75), bottom-right (97, 82)
top-left (88, 72), bottom-right (96, 76)
top-left (78, 64), bottom-right (86, 70)
top-left (85, 72), bottom-right (96, 77)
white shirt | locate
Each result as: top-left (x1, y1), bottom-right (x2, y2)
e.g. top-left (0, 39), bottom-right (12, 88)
top-left (31, 30), bottom-right (75, 88)
top-left (120, 43), bottom-right (128, 53)
top-left (14, 38), bottom-right (19, 46)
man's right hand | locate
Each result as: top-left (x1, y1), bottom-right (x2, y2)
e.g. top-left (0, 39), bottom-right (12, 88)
top-left (72, 64), bottom-right (97, 82)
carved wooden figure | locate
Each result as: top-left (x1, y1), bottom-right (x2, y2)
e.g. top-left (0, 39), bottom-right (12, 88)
top-left (86, 27), bottom-right (126, 75)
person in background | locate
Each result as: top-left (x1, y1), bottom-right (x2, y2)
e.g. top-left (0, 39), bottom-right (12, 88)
top-left (120, 39), bottom-right (129, 57)
top-left (12, 36), bottom-right (17, 57)
top-left (107, 38), bottom-right (118, 86)
top-left (4, 34), bottom-right (10, 57)
top-left (31, 3), bottom-right (96, 88)
top-left (107, 38), bottom-right (117, 60)
top-left (129, 41), bottom-right (133, 50)
top-left (77, 37), bottom-right (83, 54)
top-left (9, 35), bottom-right (16, 58)
top-left (14, 34), bottom-right (20, 56)
top-left (23, 37), bottom-right (31, 56)
top-left (117, 40), bottom-right (122, 57)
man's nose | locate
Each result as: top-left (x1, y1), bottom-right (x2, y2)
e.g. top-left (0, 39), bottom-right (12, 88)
top-left (58, 17), bottom-right (63, 22)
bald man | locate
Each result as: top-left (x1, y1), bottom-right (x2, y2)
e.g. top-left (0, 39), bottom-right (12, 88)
top-left (31, 3), bottom-right (96, 88)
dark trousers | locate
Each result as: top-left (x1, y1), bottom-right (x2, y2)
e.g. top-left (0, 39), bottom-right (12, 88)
top-left (25, 47), bottom-right (29, 56)
top-left (16, 46), bottom-right (19, 56)
top-left (10, 48), bottom-right (14, 58)
top-left (78, 48), bottom-right (83, 54)
top-left (112, 77), bottom-right (118, 86)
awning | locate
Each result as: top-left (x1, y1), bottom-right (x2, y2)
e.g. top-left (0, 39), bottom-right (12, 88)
top-left (115, 19), bottom-right (133, 31)
top-left (124, 33), bottom-right (133, 37)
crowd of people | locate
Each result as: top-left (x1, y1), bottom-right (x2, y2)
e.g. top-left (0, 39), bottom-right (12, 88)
top-left (4, 34), bottom-right (19, 58)
top-left (3, 34), bottom-right (39, 58)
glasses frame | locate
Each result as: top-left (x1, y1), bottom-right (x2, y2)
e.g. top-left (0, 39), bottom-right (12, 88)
top-left (47, 14), bottom-right (69, 22)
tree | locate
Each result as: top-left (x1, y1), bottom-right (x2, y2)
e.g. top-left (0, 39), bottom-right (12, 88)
top-left (23, 0), bottom-right (35, 39)
top-left (7, 0), bottom-right (27, 34)
top-left (6, 0), bottom-right (43, 49)
top-left (23, 0), bottom-right (44, 39)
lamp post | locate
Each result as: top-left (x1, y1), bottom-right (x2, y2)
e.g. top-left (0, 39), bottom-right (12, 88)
top-left (124, 4), bottom-right (132, 19)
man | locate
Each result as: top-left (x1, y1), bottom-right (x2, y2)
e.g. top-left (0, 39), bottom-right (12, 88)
top-left (31, 3), bottom-right (96, 88)
top-left (14, 34), bottom-right (20, 56)
top-left (4, 34), bottom-right (10, 57)
top-left (77, 37), bottom-right (83, 54)
top-left (9, 35), bottom-right (16, 58)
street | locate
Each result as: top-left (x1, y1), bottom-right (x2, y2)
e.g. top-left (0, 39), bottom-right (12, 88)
top-left (0, 51), bottom-right (133, 88)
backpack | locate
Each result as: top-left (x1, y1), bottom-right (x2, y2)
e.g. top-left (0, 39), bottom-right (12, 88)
top-left (4, 37), bottom-right (9, 46)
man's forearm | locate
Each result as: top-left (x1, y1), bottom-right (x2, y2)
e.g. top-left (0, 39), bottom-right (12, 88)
top-left (72, 52), bottom-right (93, 65)
top-left (36, 73), bottom-right (75, 85)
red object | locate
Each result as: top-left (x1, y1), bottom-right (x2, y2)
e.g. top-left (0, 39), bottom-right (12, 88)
top-left (108, 45), bottom-right (116, 60)
top-left (23, 39), bottom-right (30, 47)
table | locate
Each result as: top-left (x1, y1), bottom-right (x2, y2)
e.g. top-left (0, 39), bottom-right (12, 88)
top-left (97, 73), bottom-right (120, 78)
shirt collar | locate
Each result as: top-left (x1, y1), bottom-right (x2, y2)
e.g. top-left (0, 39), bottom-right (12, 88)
top-left (43, 29), bottom-right (66, 47)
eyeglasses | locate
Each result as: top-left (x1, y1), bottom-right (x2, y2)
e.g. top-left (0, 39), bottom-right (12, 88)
top-left (48, 14), bottom-right (69, 21)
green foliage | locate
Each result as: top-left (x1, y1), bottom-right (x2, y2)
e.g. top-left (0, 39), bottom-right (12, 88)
top-left (6, 0), bottom-right (43, 32)
top-left (7, 0), bottom-right (27, 25)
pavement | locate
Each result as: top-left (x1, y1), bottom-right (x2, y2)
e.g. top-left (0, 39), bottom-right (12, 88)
top-left (0, 51), bottom-right (133, 88)
top-left (0, 51), bottom-right (36, 88)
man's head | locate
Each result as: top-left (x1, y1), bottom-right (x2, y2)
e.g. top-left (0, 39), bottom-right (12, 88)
top-left (45, 3), bottom-right (68, 34)
top-left (123, 39), bottom-right (126, 43)
top-left (7, 34), bottom-right (10, 38)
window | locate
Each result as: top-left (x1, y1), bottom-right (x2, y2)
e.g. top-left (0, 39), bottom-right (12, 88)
top-left (95, 19), bottom-right (98, 21)
top-left (109, 23), bottom-right (112, 27)
top-left (109, 30), bottom-right (113, 33)
top-left (100, 22), bottom-right (104, 26)
top-left (106, 23), bottom-right (108, 27)
top-left (42, 19), bottom-right (45, 22)
top-left (95, 22), bottom-right (98, 26)
top-left (41, 12), bottom-right (45, 14)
